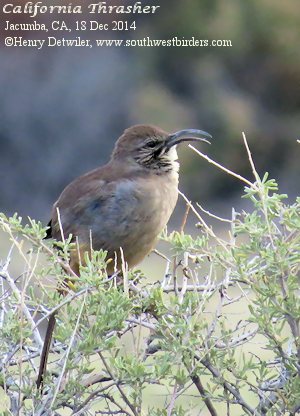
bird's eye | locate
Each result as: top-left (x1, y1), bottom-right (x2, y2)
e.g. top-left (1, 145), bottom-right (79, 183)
top-left (146, 141), bottom-right (157, 148)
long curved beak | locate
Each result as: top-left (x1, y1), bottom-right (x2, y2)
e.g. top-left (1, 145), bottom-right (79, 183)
top-left (165, 129), bottom-right (212, 150)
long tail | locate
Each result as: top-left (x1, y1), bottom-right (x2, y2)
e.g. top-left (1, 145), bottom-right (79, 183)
top-left (36, 312), bottom-right (57, 390)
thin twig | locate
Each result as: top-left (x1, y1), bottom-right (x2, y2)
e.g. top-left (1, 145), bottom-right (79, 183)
top-left (1, 268), bottom-right (43, 348)
top-left (178, 252), bottom-right (189, 304)
top-left (178, 191), bottom-right (231, 254)
top-left (200, 358), bottom-right (255, 415)
top-left (153, 249), bottom-right (170, 263)
top-left (191, 374), bottom-right (218, 416)
top-left (126, 318), bottom-right (155, 331)
top-left (162, 282), bottom-right (223, 293)
top-left (56, 207), bottom-right (65, 244)
top-left (188, 144), bottom-right (255, 188)
top-left (242, 133), bottom-right (260, 183)
top-left (49, 293), bottom-right (87, 408)
top-left (98, 351), bottom-right (138, 416)
top-left (166, 381), bottom-right (178, 416)
top-left (71, 381), bottom-right (116, 414)
top-left (196, 203), bottom-right (232, 223)
top-left (180, 203), bottom-right (190, 233)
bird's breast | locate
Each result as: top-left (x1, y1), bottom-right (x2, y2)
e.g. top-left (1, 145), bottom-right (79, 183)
top-left (116, 174), bottom-right (178, 234)
top-left (112, 173), bottom-right (178, 267)
top-left (92, 173), bottom-right (178, 268)
top-left (133, 173), bottom-right (178, 233)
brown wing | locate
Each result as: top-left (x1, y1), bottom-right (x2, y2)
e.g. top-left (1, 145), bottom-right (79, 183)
top-left (47, 164), bottom-right (143, 252)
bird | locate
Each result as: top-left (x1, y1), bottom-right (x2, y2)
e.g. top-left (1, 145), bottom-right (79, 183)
top-left (45, 124), bottom-right (212, 274)
top-left (37, 124), bottom-right (211, 389)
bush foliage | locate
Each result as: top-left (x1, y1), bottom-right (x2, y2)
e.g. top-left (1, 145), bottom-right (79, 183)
top-left (0, 143), bottom-right (299, 415)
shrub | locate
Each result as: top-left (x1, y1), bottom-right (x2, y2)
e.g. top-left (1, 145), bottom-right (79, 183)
top-left (0, 137), bottom-right (299, 415)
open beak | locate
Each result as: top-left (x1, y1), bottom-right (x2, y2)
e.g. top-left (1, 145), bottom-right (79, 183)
top-left (165, 129), bottom-right (212, 150)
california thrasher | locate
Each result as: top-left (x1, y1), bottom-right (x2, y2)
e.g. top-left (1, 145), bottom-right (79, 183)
top-left (37, 124), bottom-right (211, 388)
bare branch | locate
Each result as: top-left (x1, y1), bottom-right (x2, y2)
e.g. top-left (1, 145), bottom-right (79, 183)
top-left (98, 351), bottom-right (138, 416)
top-left (49, 293), bottom-right (87, 408)
top-left (188, 144), bottom-right (255, 188)
top-left (0, 266), bottom-right (43, 348)
top-left (190, 374), bottom-right (218, 416)
top-left (200, 358), bottom-right (255, 415)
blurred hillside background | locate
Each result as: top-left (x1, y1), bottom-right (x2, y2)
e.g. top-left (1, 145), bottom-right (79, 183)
top-left (0, 0), bottom-right (299, 224)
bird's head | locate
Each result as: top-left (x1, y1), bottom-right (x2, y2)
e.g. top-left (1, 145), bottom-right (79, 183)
top-left (111, 124), bottom-right (212, 173)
